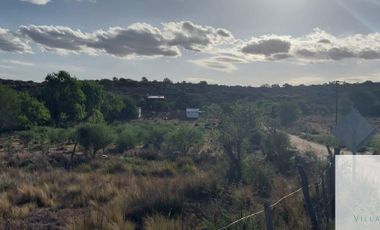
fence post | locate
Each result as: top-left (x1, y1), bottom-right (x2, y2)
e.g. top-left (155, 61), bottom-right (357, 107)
top-left (297, 165), bottom-right (320, 230)
top-left (321, 172), bottom-right (331, 223)
top-left (264, 200), bottom-right (273, 230)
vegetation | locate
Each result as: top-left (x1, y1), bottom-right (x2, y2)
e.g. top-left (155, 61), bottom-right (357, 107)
top-left (0, 71), bottom-right (371, 229)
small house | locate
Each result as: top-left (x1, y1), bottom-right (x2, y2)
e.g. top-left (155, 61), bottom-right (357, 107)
top-left (186, 108), bottom-right (200, 119)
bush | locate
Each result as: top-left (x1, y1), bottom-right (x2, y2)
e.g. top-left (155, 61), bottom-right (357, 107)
top-left (17, 130), bottom-right (38, 147)
top-left (18, 92), bottom-right (51, 128)
top-left (76, 123), bottom-right (115, 157)
top-left (165, 127), bottom-right (203, 154)
top-left (142, 124), bottom-right (172, 149)
top-left (243, 159), bottom-right (274, 198)
top-left (261, 130), bottom-right (295, 174)
top-left (116, 129), bottom-right (138, 153)
top-left (278, 102), bottom-right (301, 126)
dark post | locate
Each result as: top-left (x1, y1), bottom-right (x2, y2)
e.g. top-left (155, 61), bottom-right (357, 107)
top-left (264, 201), bottom-right (273, 230)
top-left (297, 165), bottom-right (320, 230)
top-left (321, 172), bottom-right (331, 221)
top-left (335, 81), bottom-right (339, 126)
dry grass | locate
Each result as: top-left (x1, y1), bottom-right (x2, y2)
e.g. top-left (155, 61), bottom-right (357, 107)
top-left (0, 133), bottom-right (318, 229)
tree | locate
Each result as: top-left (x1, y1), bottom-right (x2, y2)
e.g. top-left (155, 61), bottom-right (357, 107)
top-left (101, 93), bottom-right (125, 121)
top-left (0, 84), bottom-right (20, 131)
top-left (349, 89), bottom-right (380, 116)
top-left (42, 71), bottom-right (86, 125)
top-left (165, 127), bottom-right (203, 154)
top-left (144, 124), bottom-right (172, 150)
top-left (278, 102), bottom-right (301, 126)
top-left (76, 124), bottom-right (115, 157)
top-left (18, 92), bottom-right (51, 128)
top-left (81, 80), bottom-right (105, 118)
top-left (116, 129), bottom-right (138, 152)
top-left (118, 96), bottom-right (138, 120)
top-left (163, 78), bottom-right (173, 84)
top-left (218, 102), bottom-right (260, 183)
top-left (261, 129), bottom-right (295, 174)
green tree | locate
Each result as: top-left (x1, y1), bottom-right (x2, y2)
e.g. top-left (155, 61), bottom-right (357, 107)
top-left (101, 93), bottom-right (125, 121)
top-left (165, 127), bottom-right (203, 154)
top-left (218, 102), bottom-right (260, 183)
top-left (76, 123), bottom-right (115, 157)
top-left (42, 71), bottom-right (86, 125)
top-left (81, 80), bottom-right (105, 118)
top-left (278, 102), bottom-right (301, 126)
top-left (18, 92), bottom-right (51, 128)
top-left (118, 96), bottom-right (138, 120)
top-left (0, 84), bottom-right (20, 131)
top-left (116, 129), bottom-right (138, 152)
top-left (349, 89), bottom-right (380, 116)
top-left (261, 129), bottom-right (295, 174)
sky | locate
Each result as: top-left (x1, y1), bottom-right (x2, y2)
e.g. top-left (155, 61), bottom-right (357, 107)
top-left (1, 0), bottom-right (380, 86)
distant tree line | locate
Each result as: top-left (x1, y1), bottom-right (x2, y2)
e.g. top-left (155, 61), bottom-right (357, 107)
top-left (2, 72), bottom-right (380, 132)
top-left (0, 71), bottom-right (138, 132)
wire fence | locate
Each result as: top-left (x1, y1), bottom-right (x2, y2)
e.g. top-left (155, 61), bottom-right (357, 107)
top-left (217, 186), bottom-right (303, 230)
top-left (218, 170), bottom-right (327, 230)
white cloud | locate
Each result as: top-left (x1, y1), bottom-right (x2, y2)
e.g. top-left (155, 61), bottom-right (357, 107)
top-left (2, 59), bottom-right (35, 67)
top-left (1, 22), bottom-right (380, 72)
top-left (287, 76), bottom-right (324, 85)
top-left (0, 28), bottom-right (31, 53)
top-left (163, 21), bottom-right (234, 52)
top-left (21, 0), bottom-right (50, 5)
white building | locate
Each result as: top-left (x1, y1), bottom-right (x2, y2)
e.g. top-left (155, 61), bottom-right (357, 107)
top-left (186, 108), bottom-right (200, 119)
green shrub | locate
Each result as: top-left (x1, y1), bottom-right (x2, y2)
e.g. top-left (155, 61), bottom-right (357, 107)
top-left (261, 130), bottom-right (295, 174)
top-left (243, 159), bottom-right (274, 198)
top-left (165, 127), bottom-right (203, 154)
top-left (76, 123), bottom-right (115, 157)
top-left (116, 129), bottom-right (138, 153)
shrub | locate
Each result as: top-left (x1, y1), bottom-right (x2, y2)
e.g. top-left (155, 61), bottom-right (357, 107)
top-left (76, 123), bottom-right (115, 157)
top-left (143, 124), bottom-right (172, 149)
top-left (17, 130), bottom-right (37, 147)
top-left (165, 127), bottom-right (203, 154)
top-left (144, 215), bottom-right (183, 230)
top-left (116, 129), bottom-right (138, 153)
top-left (8, 184), bottom-right (55, 208)
top-left (278, 102), bottom-right (301, 127)
top-left (261, 129), bottom-right (295, 174)
top-left (18, 92), bottom-right (51, 128)
top-left (243, 159), bottom-right (274, 198)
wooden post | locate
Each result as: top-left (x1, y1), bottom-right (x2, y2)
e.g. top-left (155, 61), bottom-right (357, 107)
top-left (264, 201), bottom-right (273, 230)
top-left (298, 165), bottom-right (320, 230)
top-left (321, 172), bottom-right (331, 221)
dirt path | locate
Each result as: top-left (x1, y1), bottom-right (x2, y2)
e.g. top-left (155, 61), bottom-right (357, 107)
top-left (288, 134), bottom-right (351, 160)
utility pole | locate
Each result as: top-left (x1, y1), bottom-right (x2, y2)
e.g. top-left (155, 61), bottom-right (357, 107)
top-left (335, 81), bottom-right (339, 126)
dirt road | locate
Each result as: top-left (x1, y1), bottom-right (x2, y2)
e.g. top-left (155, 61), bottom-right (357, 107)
top-left (288, 134), bottom-right (351, 160)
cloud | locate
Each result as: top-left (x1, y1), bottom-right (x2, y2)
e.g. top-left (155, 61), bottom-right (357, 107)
top-left (19, 24), bottom-right (180, 57)
top-left (2, 59), bottom-right (35, 66)
top-left (18, 25), bottom-right (97, 55)
top-left (287, 76), bottom-right (324, 85)
top-left (2, 22), bottom-right (380, 72)
top-left (17, 21), bottom-right (233, 58)
top-left (21, 0), bottom-right (50, 5)
top-left (88, 23), bottom-right (180, 57)
top-left (241, 38), bottom-right (291, 56)
top-left (190, 55), bottom-right (245, 73)
top-left (164, 21), bottom-right (234, 52)
top-left (0, 28), bottom-right (31, 53)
